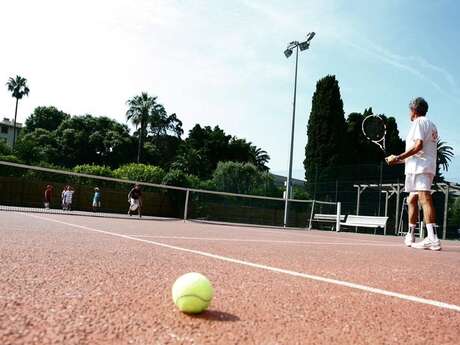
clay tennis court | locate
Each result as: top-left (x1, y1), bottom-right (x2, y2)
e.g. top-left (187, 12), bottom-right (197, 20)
top-left (1, 210), bottom-right (460, 345)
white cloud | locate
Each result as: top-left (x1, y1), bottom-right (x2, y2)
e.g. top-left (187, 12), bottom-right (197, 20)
top-left (343, 38), bottom-right (460, 103)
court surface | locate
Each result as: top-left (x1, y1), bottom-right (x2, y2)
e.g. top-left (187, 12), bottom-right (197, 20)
top-left (1, 210), bottom-right (460, 345)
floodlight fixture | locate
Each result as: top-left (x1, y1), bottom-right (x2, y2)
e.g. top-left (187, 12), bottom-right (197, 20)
top-left (298, 41), bottom-right (310, 51)
top-left (306, 32), bottom-right (316, 42)
top-left (284, 48), bottom-right (293, 58)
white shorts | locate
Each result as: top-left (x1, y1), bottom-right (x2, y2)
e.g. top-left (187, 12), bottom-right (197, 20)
top-left (130, 198), bottom-right (140, 211)
top-left (405, 173), bottom-right (434, 193)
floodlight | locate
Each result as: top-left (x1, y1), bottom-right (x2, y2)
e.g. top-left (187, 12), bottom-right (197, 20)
top-left (306, 32), bottom-right (316, 42)
top-left (284, 48), bottom-right (293, 58)
top-left (298, 41), bottom-right (310, 51)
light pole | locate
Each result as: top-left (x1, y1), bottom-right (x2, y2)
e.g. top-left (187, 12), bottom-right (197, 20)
top-left (283, 32), bottom-right (315, 228)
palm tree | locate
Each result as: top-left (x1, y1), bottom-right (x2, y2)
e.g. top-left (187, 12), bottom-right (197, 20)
top-left (250, 146), bottom-right (270, 171)
top-left (436, 139), bottom-right (454, 179)
top-left (126, 92), bottom-right (158, 163)
top-left (6, 75), bottom-right (30, 147)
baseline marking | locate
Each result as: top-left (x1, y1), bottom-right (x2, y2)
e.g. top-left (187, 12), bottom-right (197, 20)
top-left (26, 214), bottom-right (460, 313)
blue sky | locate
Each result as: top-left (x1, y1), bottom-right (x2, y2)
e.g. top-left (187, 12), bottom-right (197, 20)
top-left (0, 0), bottom-right (459, 181)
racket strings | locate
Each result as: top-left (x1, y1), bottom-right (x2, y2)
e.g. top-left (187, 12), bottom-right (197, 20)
top-left (363, 117), bottom-right (385, 141)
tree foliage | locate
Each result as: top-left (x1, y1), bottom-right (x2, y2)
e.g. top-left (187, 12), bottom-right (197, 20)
top-left (23, 106), bottom-right (70, 133)
top-left (113, 163), bottom-right (165, 184)
top-left (177, 125), bottom-right (269, 179)
top-left (304, 75), bottom-right (345, 182)
top-left (6, 75), bottom-right (30, 146)
top-left (212, 161), bottom-right (276, 195)
top-left (436, 139), bottom-right (454, 180)
top-left (73, 164), bottom-right (114, 177)
top-left (162, 169), bottom-right (201, 188)
top-left (15, 128), bottom-right (59, 164)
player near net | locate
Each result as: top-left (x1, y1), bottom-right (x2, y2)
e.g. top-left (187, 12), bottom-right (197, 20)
top-left (361, 98), bottom-right (440, 250)
top-left (128, 184), bottom-right (143, 218)
top-left (385, 97), bottom-right (441, 250)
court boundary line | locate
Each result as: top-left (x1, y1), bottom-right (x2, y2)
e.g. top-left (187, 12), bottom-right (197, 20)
top-left (186, 222), bottom-right (460, 247)
top-left (186, 220), bottom-right (414, 244)
top-left (24, 213), bottom-right (460, 313)
top-left (128, 235), bottom-right (403, 247)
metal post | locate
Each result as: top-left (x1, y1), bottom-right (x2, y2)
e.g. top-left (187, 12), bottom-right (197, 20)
top-left (378, 162), bottom-right (383, 216)
top-left (356, 185), bottom-right (360, 215)
top-left (443, 185), bottom-right (449, 240)
top-left (283, 45), bottom-right (299, 228)
top-left (384, 191), bottom-right (389, 235)
top-left (395, 183), bottom-right (401, 235)
top-left (336, 202), bottom-right (341, 232)
top-left (308, 200), bottom-right (315, 230)
top-left (355, 185), bottom-right (360, 233)
top-left (183, 189), bottom-right (190, 221)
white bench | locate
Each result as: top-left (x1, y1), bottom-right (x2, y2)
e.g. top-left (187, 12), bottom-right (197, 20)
top-left (340, 215), bottom-right (388, 234)
top-left (309, 214), bottom-right (346, 231)
top-left (314, 214), bottom-right (346, 222)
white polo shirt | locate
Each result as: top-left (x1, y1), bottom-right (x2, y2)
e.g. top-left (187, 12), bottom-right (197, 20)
top-left (405, 117), bottom-right (438, 175)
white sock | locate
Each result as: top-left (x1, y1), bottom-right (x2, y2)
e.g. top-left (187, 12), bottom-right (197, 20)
top-left (408, 224), bottom-right (416, 236)
top-left (426, 223), bottom-right (437, 241)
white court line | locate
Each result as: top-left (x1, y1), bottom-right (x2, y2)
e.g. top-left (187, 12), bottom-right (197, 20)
top-left (129, 235), bottom-right (402, 247)
top-left (185, 223), bottom-right (460, 248)
top-left (129, 235), bottom-right (460, 249)
top-left (186, 221), bottom-right (403, 244)
top-left (25, 213), bottom-right (460, 313)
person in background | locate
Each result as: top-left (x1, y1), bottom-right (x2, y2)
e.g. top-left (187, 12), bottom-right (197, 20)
top-left (92, 187), bottom-right (101, 212)
top-left (128, 184), bottom-right (142, 218)
top-left (61, 186), bottom-right (67, 210)
top-left (44, 185), bottom-right (53, 209)
top-left (63, 185), bottom-right (75, 211)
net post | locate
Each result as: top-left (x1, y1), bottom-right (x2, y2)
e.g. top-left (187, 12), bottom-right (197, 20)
top-left (183, 189), bottom-right (190, 221)
top-left (336, 202), bottom-right (341, 232)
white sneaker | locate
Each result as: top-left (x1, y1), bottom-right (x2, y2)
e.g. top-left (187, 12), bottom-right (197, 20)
top-left (404, 233), bottom-right (415, 247)
top-left (411, 237), bottom-right (441, 251)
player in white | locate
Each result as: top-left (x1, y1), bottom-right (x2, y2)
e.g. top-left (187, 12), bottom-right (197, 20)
top-left (386, 97), bottom-right (441, 250)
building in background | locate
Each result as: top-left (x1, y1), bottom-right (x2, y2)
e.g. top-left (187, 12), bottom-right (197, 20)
top-left (0, 118), bottom-right (22, 146)
top-left (271, 174), bottom-right (305, 188)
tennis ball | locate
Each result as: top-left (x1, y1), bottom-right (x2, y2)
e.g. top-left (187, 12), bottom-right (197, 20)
top-left (172, 272), bottom-right (214, 314)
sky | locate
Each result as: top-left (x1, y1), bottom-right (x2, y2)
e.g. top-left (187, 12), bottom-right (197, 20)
top-left (0, 0), bottom-right (459, 182)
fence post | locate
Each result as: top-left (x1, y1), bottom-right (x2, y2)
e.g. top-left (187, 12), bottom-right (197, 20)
top-left (308, 200), bottom-right (315, 230)
top-left (443, 185), bottom-right (449, 240)
top-left (383, 191), bottom-right (389, 235)
top-left (336, 202), bottom-right (341, 232)
top-left (183, 189), bottom-right (190, 221)
top-left (395, 183), bottom-right (401, 235)
top-left (378, 162), bottom-right (383, 216)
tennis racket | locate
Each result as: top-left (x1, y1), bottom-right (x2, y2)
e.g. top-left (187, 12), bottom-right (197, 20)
top-left (362, 115), bottom-right (386, 154)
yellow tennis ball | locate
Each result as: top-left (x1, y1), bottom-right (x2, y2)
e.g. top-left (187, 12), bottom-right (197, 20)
top-left (172, 272), bottom-right (214, 314)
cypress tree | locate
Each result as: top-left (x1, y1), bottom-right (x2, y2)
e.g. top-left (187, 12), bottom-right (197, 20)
top-left (303, 75), bottom-right (345, 183)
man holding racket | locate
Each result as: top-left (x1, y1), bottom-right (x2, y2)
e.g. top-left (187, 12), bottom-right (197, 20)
top-left (386, 97), bottom-right (440, 250)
